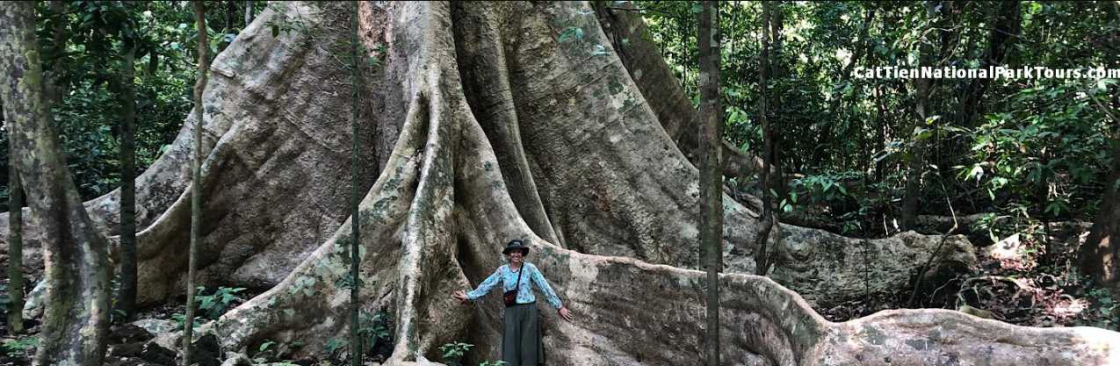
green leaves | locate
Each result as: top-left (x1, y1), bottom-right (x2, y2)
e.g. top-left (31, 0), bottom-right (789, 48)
top-left (195, 286), bottom-right (247, 320)
top-left (259, 340), bottom-right (277, 352)
top-left (439, 342), bottom-right (474, 366)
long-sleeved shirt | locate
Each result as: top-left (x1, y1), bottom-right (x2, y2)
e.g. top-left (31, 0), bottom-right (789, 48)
top-left (466, 262), bottom-right (563, 309)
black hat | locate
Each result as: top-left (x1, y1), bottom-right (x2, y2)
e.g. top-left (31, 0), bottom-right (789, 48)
top-left (503, 239), bottom-right (529, 255)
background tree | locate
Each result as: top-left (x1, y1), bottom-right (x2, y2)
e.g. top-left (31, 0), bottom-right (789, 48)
top-left (183, 1), bottom-right (210, 365)
top-left (349, 1), bottom-right (365, 364)
top-left (698, 1), bottom-right (722, 365)
top-left (115, 9), bottom-right (140, 321)
top-left (6, 123), bottom-right (23, 334)
top-left (753, 0), bottom-right (774, 276)
top-left (0, 2), bottom-right (111, 365)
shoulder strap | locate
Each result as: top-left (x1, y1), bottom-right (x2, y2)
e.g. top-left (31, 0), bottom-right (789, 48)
top-left (513, 264), bottom-right (524, 287)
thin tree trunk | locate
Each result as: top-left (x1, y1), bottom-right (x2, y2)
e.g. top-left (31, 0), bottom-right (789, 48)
top-left (755, 1), bottom-right (775, 276)
top-left (42, 0), bottom-right (69, 107)
top-left (6, 127), bottom-right (23, 334)
top-left (817, 7), bottom-right (876, 169)
top-left (902, 1), bottom-right (949, 230)
top-left (227, 0), bottom-right (235, 33)
top-left (244, 0), bottom-right (253, 27)
top-left (184, 2), bottom-right (209, 365)
top-left (0, 2), bottom-right (111, 365)
top-left (769, 3), bottom-right (786, 252)
top-left (117, 42), bottom-right (139, 321)
top-left (698, 2), bottom-right (721, 365)
top-left (960, 1), bottom-right (1020, 127)
top-left (349, 1), bottom-right (363, 364)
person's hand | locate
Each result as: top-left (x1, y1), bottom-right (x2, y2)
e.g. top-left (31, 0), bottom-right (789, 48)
top-left (558, 306), bottom-right (573, 322)
top-left (452, 290), bottom-right (469, 304)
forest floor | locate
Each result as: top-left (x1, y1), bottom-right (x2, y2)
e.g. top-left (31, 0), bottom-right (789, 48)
top-left (818, 220), bottom-right (1119, 329)
top-left (2, 222), bottom-right (1118, 365)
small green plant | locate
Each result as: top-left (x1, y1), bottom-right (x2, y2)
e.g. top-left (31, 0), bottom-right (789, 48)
top-left (358, 310), bottom-right (392, 349)
top-left (478, 361), bottom-right (506, 366)
top-left (439, 341), bottom-right (473, 366)
top-left (1, 336), bottom-right (39, 355)
top-left (259, 340), bottom-right (277, 353)
top-left (196, 286), bottom-right (247, 320)
top-left (171, 312), bottom-right (204, 331)
top-left (252, 339), bottom-right (282, 363)
top-left (325, 337), bottom-right (348, 356)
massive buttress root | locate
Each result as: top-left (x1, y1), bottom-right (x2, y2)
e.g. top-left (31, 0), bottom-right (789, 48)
top-left (196, 2), bottom-right (1118, 366)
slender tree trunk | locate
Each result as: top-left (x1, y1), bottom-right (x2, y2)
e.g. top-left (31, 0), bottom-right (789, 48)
top-left (42, 0), bottom-right (69, 107)
top-left (1080, 133), bottom-right (1120, 293)
top-left (0, 3), bottom-right (111, 365)
top-left (902, 1), bottom-right (948, 230)
top-left (227, 0), bottom-right (235, 33)
top-left (818, 7), bottom-right (875, 169)
top-left (754, 1), bottom-right (775, 276)
top-left (184, 2), bottom-right (209, 365)
top-left (698, 2), bottom-right (721, 365)
top-left (960, 0), bottom-right (1020, 127)
top-left (769, 3), bottom-right (786, 250)
top-left (244, 0), bottom-right (253, 27)
top-left (117, 43), bottom-right (139, 321)
top-left (349, 1), bottom-right (363, 365)
top-left (6, 128), bottom-right (23, 334)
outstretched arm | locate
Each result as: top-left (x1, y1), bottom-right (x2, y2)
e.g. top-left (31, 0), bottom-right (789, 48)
top-left (530, 264), bottom-right (563, 309)
top-left (466, 267), bottom-right (503, 301)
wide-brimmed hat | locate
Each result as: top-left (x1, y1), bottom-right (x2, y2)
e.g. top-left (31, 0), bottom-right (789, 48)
top-left (503, 239), bottom-right (529, 255)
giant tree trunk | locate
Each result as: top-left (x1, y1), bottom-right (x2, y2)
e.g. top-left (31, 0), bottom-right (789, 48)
top-left (0, 2), bottom-right (111, 365)
top-left (4, 2), bottom-right (1120, 365)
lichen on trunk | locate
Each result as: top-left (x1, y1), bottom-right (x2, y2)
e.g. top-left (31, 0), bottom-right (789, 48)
top-left (0, 3), bottom-right (111, 365)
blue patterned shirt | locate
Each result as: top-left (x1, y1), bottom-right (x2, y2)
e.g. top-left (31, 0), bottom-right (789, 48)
top-left (466, 263), bottom-right (563, 309)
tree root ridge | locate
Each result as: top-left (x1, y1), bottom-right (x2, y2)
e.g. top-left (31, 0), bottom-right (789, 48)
top-left (201, 3), bottom-right (1120, 366)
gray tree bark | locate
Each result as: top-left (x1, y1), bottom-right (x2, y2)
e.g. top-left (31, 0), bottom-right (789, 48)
top-left (0, 2), bottom-right (111, 365)
top-left (6, 113), bottom-right (24, 334)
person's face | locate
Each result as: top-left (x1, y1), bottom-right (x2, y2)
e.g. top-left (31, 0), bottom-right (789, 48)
top-left (508, 250), bottom-right (524, 264)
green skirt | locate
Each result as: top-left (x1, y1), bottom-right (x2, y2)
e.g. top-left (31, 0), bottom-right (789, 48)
top-left (502, 302), bottom-right (543, 366)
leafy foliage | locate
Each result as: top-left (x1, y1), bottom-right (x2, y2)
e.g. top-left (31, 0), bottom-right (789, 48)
top-left (196, 286), bottom-right (247, 320)
top-left (1, 1), bottom-right (265, 208)
top-left (0, 336), bottom-right (38, 356)
top-left (637, 1), bottom-right (1119, 238)
top-left (439, 341), bottom-right (474, 366)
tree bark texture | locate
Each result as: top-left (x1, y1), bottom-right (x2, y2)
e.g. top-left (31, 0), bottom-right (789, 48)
top-left (117, 42), bottom-right (139, 321)
top-left (6, 107), bottom-right (24, 334)
top-left (0, 2), bottom-right (111, 365)
top-left (698, 2), bottom-right (722, 365)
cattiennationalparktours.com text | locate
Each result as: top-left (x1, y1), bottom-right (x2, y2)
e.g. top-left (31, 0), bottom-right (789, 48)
top-left (853, 65), bottom-right (1120, 79)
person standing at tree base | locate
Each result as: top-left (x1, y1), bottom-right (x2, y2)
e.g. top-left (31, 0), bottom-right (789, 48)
top-left (453, 239), bottom-right (574, 366)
